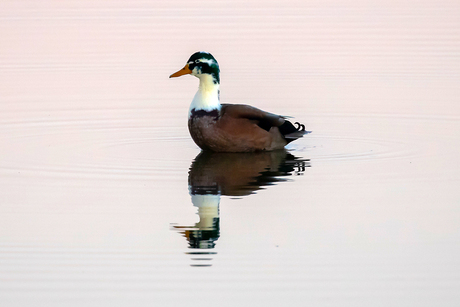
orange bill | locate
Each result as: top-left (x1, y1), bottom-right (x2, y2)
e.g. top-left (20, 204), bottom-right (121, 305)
top-left (169, 64), bottom-right (192, 78)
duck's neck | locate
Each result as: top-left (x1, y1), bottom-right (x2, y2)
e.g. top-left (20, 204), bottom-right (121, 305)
top-left (189, 74), bottom-right (221, 116)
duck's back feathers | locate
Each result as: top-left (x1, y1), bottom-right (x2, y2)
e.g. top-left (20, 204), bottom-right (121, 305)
top-left (220, 104), bottom-right (284, 126)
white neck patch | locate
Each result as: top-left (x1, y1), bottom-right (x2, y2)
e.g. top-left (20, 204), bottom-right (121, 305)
top-left (189, 74), bottom-right (221, 116)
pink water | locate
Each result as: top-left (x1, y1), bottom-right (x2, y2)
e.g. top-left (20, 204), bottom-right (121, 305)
top-left (1, 1), bottom-right (459, 306)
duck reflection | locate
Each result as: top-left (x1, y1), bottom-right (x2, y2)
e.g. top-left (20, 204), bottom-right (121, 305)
top-left (171, 150), bottom-right (309, 266)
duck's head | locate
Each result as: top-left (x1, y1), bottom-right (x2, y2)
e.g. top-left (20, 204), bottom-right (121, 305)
top-left (170, 51), bottom-right (220, 85)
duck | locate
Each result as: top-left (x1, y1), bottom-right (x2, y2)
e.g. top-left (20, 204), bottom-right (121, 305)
top-left (170, 51), bottom-right (308, 152)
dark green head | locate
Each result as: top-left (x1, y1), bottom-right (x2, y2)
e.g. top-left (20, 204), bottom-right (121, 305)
top-left (170, 51), bottom-right (220, 84)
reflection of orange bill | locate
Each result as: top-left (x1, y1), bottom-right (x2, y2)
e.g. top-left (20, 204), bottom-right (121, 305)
top-left (169, 64), bottom-right (192, 78)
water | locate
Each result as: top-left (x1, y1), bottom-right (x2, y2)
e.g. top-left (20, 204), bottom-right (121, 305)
top-left (1, 1), bottom-right (460, 306)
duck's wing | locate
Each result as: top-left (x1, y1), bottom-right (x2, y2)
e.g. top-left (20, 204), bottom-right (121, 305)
top-left (220, 104), bottom-right (308, 139)
top-left (221, 104), bottom-right (285, 129)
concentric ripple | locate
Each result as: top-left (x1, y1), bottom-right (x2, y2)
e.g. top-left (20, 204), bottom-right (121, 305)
top-left (0, 107), bottom-right (195, 180)
top-left (1, 109), bottom-right (459, 184)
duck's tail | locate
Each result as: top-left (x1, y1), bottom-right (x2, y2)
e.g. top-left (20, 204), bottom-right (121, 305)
top-left (278, 120), bottom-right (311, 143)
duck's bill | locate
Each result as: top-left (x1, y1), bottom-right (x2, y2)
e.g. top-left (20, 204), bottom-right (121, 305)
top-left (169, 64), bottom-right (192, 78)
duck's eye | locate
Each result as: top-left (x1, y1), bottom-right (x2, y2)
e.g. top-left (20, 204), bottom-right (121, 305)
top-left (195, 59), bottom-right (200, 64)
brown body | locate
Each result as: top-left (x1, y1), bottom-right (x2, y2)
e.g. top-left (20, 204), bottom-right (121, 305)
top-left (188, 104), bottom-right (293, 152)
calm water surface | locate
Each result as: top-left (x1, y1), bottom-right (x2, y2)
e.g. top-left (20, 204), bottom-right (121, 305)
top-left (1, 1), bottom-right (460, 306)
